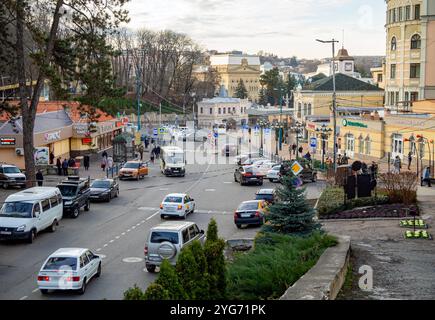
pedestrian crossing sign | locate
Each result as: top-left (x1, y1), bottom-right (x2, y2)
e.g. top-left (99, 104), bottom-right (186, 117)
top-left (158, 127), bottom-right (166, 134)
top-left (291, 161), bottom-right (303, 176)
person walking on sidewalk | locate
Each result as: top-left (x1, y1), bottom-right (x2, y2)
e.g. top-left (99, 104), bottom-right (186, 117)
top-left (49, 152), bottom-right (55, 165)
top-left (155, 145), bottom-right (161, 159)
top-left (150, 149), bottom-right (155, 163)
top-left (421, 166), bottom-right (432, 187)
top-left (393, 155), bottom-right (402, 174)
top-left (107, 155), bottom-right (114, 176)
top-left (408, 151), bottom-right (413, 170)
top-left (62, 159), bottom-right (69, 176)
top-left (102, 150), bottom-right (108, 159)
top-left (138, 144), bottom-right (144, 160)
top-left (36, 169), bottom-right (44, 186)
top-left (56, 157), bottom-right (62, 176)
top-left (101, 157), bottom-right (107, 171)
top-left (83, 155), bottom-right (90, 171)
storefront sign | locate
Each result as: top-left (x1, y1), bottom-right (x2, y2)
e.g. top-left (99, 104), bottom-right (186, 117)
top-left (307, 123), bottom-right (316, 130)
top-left (0, 138), bottom-right (16, 145)
top-left (74, 124), bottom-right (90, 136)
top-left (34, 147), bottom-right (49, 165)
top-left (99, 123), bottom-right (115, 134)
top-left (115, 121), bottom-right (123, 127)
top-left (342, 119), bottom-right (368, 128)
top-left (44, 131), bottom-right (61, 142)
top-left (82, 137), bottom-right (92, 145)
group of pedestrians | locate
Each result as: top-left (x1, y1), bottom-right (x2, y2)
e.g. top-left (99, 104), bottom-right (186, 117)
top-left (55, 157), bottom-right (78, 176)
top-left (150, 145), bottom-right (161, 163)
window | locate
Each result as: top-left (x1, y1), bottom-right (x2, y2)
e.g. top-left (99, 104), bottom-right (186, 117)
top-left (233, 107), bottom-right (236, 113)
top-left (43, 257), bottom-right (77, 271)
top-left (50, 196), bottom-right (58, 208)
top-left (223, 108), bottom-right (226, 114)
top-left (218, 108), bottom-right (221, 114)
top-left (405, 5), bottom-right (411, 20)
top-left (390, 64), bottom-right (396, 79)
top-left (41, 199), bottom-right (50, 212)
top-left (358, 135), bottom-right (364, 154)
top-left (209, 108), bottom-right (212, 115)
top-left (398, 7), bottom-right (403, 21)
top-left (346, 134), bottom-right (355, 153)
top-left (411, 34), bottom-right (421, 49)
top-left (410, 92), bottom-right (419, 102)
top-left (307, 103), bottom-right (312, 115)
top-left (365, 136), bottom-right (371, 155)
top-left (80, 254), bottom-right (89, 268)
top-left (182, 229), bottom-right (189, 244)
top-left (410, 63), bottom-right (420, 78)
top-left (297, 103), bottom-right (302, 117)
top-left (414, 4), bottom-right (420, 19)
top-left (377, 74), bottom-right (383, 83)
top-left (188, 226), bottom-right (197, 239)
top-left (200, 107), bottom-right (203, 114)
top-left (303, 103), bottom-right (307, 116)
top-left (392, 134), bottom-right (403, 155)
top-left (391, 37), bottom-right (397, 51)
top-left (392, 8), bottom-right (396, 22)
top-left (85, 251), bottom-right (94, 262)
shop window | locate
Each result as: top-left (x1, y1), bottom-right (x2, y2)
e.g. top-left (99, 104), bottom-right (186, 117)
top-left (411, 34), bottom-right (421, 49)
top-left (303, 103), bottom-right (307, 116)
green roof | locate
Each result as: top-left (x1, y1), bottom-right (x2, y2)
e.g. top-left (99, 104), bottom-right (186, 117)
top-left (304, 73), bottom-right (382, 92)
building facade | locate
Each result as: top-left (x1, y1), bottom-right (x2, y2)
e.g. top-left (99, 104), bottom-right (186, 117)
top-left (209, 54), bottom-right (261, 101)
top-left (385, 0), bottom-right (435, 110)
top-left (197, 97), bottom-right (250, 128)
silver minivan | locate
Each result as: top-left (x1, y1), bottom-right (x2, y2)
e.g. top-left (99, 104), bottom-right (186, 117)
top-left (144, 221), bottom-right (205, 273)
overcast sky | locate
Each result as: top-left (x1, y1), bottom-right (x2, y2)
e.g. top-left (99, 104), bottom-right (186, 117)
top-left (124, 0), bottom-right (386, 59)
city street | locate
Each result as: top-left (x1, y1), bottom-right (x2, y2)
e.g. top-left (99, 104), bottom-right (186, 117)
top-left (0, 146), bottom-right (325, 300)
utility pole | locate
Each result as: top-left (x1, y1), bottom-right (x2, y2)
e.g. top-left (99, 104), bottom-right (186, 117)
top-left (316, 38), bottom-right (339, 173)
top-left (136, 67), bottom-right (141, 131)
top-left (159, 102), bottom-right (162, 126)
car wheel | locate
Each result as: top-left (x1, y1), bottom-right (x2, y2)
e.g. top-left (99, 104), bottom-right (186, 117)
top-left (2, 182), bottom-right (8, 189)
top-left (27, 229), bottom-right (36, 244)
top-left (71, 207), bottom-right (80, 219)
top-left (183, 212), bottom-right (187, 220)
top-left (49, 220), bottom-right (57, 233)
top-left (84, 200), bottom-right (90, 211)
top-left (96, 263), bottom-right (102, 278)
top-left (236, 224), bottom-right (242, 229)
top-left (40, 289), bottom-right (49, 295)
top-left (146, 265), bottom-right (156, 273)
top-left (78, 278), bottom-right (86, 295)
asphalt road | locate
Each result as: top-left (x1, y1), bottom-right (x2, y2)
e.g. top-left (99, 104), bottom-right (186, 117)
top-left (0, 148), bottom-right (325, 300)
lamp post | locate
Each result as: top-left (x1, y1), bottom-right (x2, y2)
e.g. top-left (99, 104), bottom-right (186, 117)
top-left (257, 119), bottom-right (269, 157)
top-left (316, 38), bottom-right (339, 173)
top-left (273, 87), bottom-right (283, 151)
top-left (191, 92), bottom-right (196, 141)
top-left (291, 121), bottom-right (303, 160)
top-left (316, 124), bottom-right (333, 169)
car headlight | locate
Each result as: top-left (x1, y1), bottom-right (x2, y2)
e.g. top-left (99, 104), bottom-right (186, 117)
top-left (64, 201), bottom-right (72, 205)
top-left (101, 191), bottom-right (109, 195)
top-left (16, 225), bottom-right (26, 232)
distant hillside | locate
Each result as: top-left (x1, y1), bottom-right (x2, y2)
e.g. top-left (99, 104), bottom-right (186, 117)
top-left (353, 56), bottom-right (385, 77)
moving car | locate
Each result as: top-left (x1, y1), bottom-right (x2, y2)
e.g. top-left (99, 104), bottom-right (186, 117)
top-left (37, 248), bottom-right (101, 295)
top-left (279, 159), bottom-right (318, 184)
top-left (144, 221), bottom-right (205, 272)
top-left (266, 164), bottom-right (282, 182)
top-left (234, 200), bottom-right (267, 229)
top-left (255, 189), bottom-right (276, 205)
top-left (160, 193), bottom-right (195, 219)
top-left (234, 165), bottom-right (264, 186)
top-left (0, 187), bottom-right (63, 243)
top-left (0, 164), bottom-right (26, 189)
top-left (160, 146), bottom-right (186, 177)
top-left (241, 157), bottom-right (266, 166)
top-left (254, 161), bottom-right (278, 175)
top-left (119, 161), bottom-right (148, 180)
top-left (89, 179), bottom-right (119, 202)
top-left (56, 176), bottom-right (91, 219)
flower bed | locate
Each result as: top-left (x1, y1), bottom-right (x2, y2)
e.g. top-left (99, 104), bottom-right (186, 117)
top-left (320, 203), bottom-right (419, 220)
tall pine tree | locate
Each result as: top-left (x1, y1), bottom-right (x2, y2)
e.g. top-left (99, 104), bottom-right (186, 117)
top-left (262, 175), bottom-right (321, 235)
top-left (234, 78), bottom-right (248, 99)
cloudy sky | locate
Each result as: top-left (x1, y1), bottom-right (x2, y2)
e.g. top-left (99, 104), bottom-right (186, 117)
top-left (124, 0), bottom-right (386, 59)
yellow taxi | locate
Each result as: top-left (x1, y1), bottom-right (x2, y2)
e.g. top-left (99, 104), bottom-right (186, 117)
top-left (119, 161), bottom-right (148, 180)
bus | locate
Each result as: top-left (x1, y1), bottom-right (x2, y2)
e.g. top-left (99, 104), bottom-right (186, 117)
top-left (160, 146), bottom-right (186, 177)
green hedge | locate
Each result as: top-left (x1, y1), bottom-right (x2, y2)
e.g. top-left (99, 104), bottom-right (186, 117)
top-left (316, 187), bottom-right (389, 216)
top-left (226, 232), bottom-right (337, 300)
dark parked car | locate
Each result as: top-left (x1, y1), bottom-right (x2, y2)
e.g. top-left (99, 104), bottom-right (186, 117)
top-left (56, 176), bottom-right (91, 218)
top-left (89, 179), bottom-right (119, 202)
top-left (255, 188), bottom-right (276, 205)
top-left (0, 164), bottom-right (26, 189)
top-left (234, 166), bottom-right (264, 186)
top-left (279, 159), bottom-right (317, 184)
top-left (234, 200), bottom-right (267, 228)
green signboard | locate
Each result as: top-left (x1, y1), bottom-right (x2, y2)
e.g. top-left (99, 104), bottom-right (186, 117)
top-left (342, 119), bottom-right (368, 128)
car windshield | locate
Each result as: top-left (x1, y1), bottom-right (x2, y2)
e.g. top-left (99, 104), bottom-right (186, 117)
top-left (0, 202), bottom-right (34, 218)
top-left (255, 194), bottom-right (273, 201)
top-left (43, 257), bottom-right (77, 270)
top-left (57, 185), bottom-right (78, 197)
top-left (237, 202), bottom-right (259, 211)
top-left (91, 181), bottom-right (110, 188)
top-left (150, 231), bottom-right (179, 244)
top-left (166, 154), bottom-right (184, 164)
top-left (123, 163), bottom-right (139, 169)
top-left (3, 167), bottom-right (21, 174)
top-left (164, 196), bottom-right (183, 203)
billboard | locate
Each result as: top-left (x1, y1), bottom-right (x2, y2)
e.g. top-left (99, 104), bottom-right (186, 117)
top-left (34, 147), bottom-right (49, 165)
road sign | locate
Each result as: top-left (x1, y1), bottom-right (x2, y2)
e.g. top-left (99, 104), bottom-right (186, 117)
top-left (291, 161), bottom-right (303, 176)
top-left (158, 127), bottom-right (166, 135)
top-left (310, 137), bottom-right (317, 148)
top-left (214, 132), bottom-right (218, 138)
top-left (153, 128), bottom-right (158, 136)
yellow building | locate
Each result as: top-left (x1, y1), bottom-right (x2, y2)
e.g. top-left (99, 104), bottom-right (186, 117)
top-left (385, 0), bottom-right (435, 110)
top-left (370, 65), bottom-right (385, 89)
top-left (209, 54), bottom-right (261, 101)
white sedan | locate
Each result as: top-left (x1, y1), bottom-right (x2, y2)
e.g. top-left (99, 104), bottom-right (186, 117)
top-left (37, 248), bottom-right (101, 295)
top-left (267, 165), bottom-right (282, 182)
top-left (160, 193), bottom-right (196, 219)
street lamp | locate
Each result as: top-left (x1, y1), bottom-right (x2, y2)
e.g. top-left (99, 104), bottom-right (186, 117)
top-left (316, 38), bottom-right (339, 172)
top-left (270, 121), bottom-right (284, 158)
top-left (290, 121), bottom-right (303, 160)
top-left (273, 87), bottom-right (283, 151)
top-left (191, 92), bottom-right (196, 140)
top-left (256, 119), bottom-right (269, 157)
top-left (315, 124), bottom-right (333, 169)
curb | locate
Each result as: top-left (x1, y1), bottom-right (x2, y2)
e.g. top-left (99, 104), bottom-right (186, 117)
top-left (280, 234), bottom-right (351, 300)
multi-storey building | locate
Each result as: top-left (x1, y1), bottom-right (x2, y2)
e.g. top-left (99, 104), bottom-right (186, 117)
top-left (384, 0), bottom-right (435, 110)
top-left (209, 54), bottom-right (261, 102)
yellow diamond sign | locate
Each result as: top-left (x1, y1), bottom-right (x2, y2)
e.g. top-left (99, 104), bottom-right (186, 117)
top-left (291, 161), bottom-right (303, 176)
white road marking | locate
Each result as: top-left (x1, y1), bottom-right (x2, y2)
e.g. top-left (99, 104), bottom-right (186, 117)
top-left (141, 220), bottom-right (145, 223)
top-left (138, 207), bottom-right (158, 211)
top-left (96, 248), bottom-right (101, 252)
top-left (132, 226), bottom-right (136, 229)
top-left (136, 223), bottom-right (141, 226)
top-left (115, 236), bottom-right (120, 239)
top-left (127, 229), bottom-right (131, 232)
top-left (122, 257), bottom-right (143, 263)
top-left (159, 188), bottom-right (169, 191)
top-left (205, 189), bottom-right (216, 192)
top-left (98, 254), bottom-right (107, 259)
top-left (109, 240), bottom-right (114, 243)
top-left (103, 244), bottom-right (108, 247)
top-left (121, 232), bottom-right (126, 235)
top-left (19, 296), bottom-right (28, 300)
top-left (146, 211), bottom-right (160, 221)
top-left (32, 288), bottom-right (39, 293)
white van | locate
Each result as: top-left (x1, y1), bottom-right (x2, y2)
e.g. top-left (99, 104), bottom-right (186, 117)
top-left (0, 187), bottom-right (63, 243)
top-left (160, 146), bottom-right (186, 177)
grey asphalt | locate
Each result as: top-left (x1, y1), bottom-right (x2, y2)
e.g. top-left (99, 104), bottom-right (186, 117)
top-left (0, 147), bottom-right (325, 300)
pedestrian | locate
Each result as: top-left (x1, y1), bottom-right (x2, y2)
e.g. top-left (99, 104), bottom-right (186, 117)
top-left (56, 157), bottom-right (62, 176)
top-left (155, 145), bottom-right (161, 159)
top-left (369, 161), bottom-right (378, 180)
top-left (291, 144), bottom-right (297, 155)
top-left (144, 137), bottom-right (149, 149)
top-left (393, 155), bottom-right (402, 174)
top-left (342, 153), bottom-right (349, 165)
top-left (102, 150), bottom-right (108, 159)
top-left (36, 169), bottom-right (44, 186)
top-left (337, 154), bottom-right (342, 165)
top-left (101, 157), bottom-right (107, 171)
top-left (408, 151), bottom-right (412, 170)
top-left (361, 162), bottom-right (368, 174)
top-left (68, 157), bottom-right (76, 168)
top-left (83, 154), bottom-right (90, 171)
top-left (421, 166), bottom-right (432, 187)
top-left (303, 151), bottom-right (312, 162)
top-left (150, 150), bottom-right (155, 164)
top-left (138, 144), bottom-right (144, 160)
top-left (298, 146), bottom-right (303, 158)
top-left (49, 152), bottom-right (55, 165)
top-left (62, 159), bottom-right (69, 176)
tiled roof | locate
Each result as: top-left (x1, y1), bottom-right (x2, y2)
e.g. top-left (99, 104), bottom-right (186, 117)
top-left (303, 73), bottom-right (383, 92)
